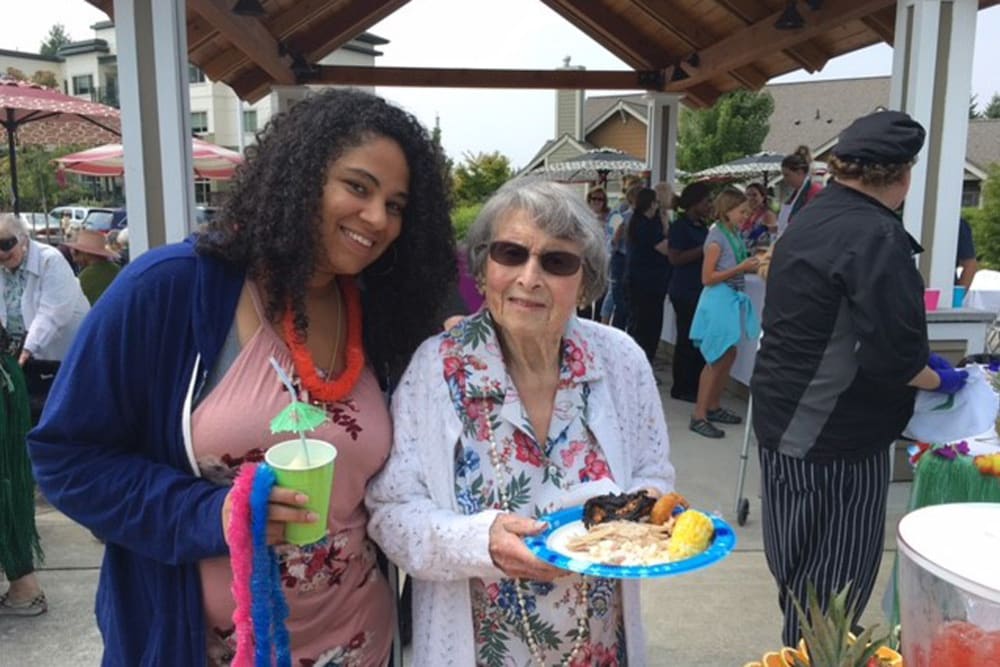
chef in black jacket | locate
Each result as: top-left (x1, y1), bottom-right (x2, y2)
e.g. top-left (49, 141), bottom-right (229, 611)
top-left (750, 110), bottom-right (968, 646)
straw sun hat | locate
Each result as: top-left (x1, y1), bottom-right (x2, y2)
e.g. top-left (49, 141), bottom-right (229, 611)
top-left (64, 229), bottom-right (119, 260)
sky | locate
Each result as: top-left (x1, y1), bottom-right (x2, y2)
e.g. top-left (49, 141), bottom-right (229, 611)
top-left (3, 0), bottom-right (999, 167)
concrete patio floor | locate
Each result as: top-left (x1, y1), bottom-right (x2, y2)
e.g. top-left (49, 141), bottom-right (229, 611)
top-left (0, 363), bottom-right (913, 666)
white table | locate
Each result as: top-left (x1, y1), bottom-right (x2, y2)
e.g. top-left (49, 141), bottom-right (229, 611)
top-left (965, 269), bottom-right (1000, 314)
top-left (660, 274), bottom-right (765, 386)
top-left (965, 288), bottom-right (1000, 314)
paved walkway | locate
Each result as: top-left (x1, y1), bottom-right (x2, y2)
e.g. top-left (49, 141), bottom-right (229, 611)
top-left (0, 365), bottom-right (913, 666)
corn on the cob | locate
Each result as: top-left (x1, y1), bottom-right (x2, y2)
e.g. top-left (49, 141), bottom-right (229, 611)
top-left (668, 509), bottom-right (714, 560)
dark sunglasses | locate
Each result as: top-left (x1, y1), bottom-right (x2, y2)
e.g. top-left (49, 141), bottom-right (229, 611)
top-left (0, 237), bottom-right (19, 252)
top-left (487, 241), bottom-right (582, 277)
top-left (588, 196), bottom-right (606, 202)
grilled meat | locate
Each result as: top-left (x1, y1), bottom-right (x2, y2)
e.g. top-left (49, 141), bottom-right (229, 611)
top-left (582, 491), bottom-right (656, 528)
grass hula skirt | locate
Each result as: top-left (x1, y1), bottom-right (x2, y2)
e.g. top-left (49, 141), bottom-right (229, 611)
top-left (0, 354), bottom-right (43, 577)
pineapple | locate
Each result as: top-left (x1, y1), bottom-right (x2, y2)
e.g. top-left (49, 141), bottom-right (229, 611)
top-left (789, 582), bottom-right (889, 667)
top-left (668, 509), bottom-right (714, 560)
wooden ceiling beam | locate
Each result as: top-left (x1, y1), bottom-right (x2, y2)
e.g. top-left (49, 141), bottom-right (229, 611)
top-left (267, 0), bottom-right (346, 38)
top-left (189, 0), bottom-right (296, 85)
top-left (197, 0), bottom-right (337, 76)
top-left (862, 10), bottom-right (897, 45)
top-left (201, 46), bottom-right (252, 83)
top-left (286, 0), bottom-right (410, 65)
top-left (229, 63), bottom-right (672, 104)
top-left (713, 0), bottom-right (761, 22)
top-left (540, 0), bottom-right (661, 69)
top-left (634, 0), bottom-right (716, 51)
top-left (730, 64), bottom-right (769, 90)
top-left (187, 15), bottom-right (219, 55)
top-left (675, 0), bottom-right (897, 91)
top-left (716, 0), bottom-right (830, 74)
top-left (306, 65), bottom-right (668, 90)
top-left (786, 41), bottom-right (830, 73)
top-left (677, 82), bottom-right (722, 109)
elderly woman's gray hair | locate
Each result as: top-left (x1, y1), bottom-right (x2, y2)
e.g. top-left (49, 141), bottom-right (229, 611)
top-left (0, 213), bottom-right (30, 240)
top-left (466, 178), bottom-right (609, 305)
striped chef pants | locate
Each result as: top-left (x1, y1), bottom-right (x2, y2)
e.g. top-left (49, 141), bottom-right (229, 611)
top-left (758, 445), bottom-right (891, 646)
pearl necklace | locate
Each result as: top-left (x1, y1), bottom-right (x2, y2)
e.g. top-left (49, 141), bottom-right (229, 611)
top-left (483, 412), bottom-right (589, 667)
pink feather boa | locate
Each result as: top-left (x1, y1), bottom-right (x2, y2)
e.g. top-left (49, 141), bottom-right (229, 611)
top-left (228, 462), bottom-right (258, 667)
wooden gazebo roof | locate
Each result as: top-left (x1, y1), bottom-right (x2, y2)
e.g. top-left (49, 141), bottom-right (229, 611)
top-left (87, 0), bottom-right (1000, 108)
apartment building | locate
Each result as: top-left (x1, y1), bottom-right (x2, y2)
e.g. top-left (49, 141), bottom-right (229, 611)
top-left (2, 20), bottom-right (386, 202)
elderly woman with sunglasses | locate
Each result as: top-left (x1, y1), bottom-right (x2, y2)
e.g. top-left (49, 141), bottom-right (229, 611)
top-left (367, 178), bottom-right (674, 666)
top-left (0, 213), bottom-right (88, 617)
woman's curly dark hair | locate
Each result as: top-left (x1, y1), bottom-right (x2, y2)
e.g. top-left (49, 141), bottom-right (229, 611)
top-left (197, 88), bottom-right (456, 385)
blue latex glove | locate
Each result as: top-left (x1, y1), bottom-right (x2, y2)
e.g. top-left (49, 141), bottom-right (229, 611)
top-left (927, 353), bottom-right (954, 372)
top-left (935, 368), bottom-right (968, 395)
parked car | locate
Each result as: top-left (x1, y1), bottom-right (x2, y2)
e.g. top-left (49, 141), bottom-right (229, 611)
top-left (47, 205), bottom-right (91, 231)
top-left (81, 208), bottom-right (128, 234)
top-left (20, 212), bottom-right (64, 244)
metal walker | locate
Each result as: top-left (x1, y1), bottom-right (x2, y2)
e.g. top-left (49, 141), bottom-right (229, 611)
top-left (733, 394), bottom-right (754, 526)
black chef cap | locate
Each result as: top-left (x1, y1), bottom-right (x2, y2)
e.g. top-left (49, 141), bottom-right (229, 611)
top-left (833, 110), bottom-right (926, 164)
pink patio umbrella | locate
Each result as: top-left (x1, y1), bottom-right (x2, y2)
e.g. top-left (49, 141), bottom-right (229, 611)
top-left (55, 137), bottom-right (244, 180)
top-left (1, 77), bottom-right (120, 214)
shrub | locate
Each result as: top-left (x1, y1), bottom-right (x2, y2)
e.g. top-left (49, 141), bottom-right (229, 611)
top-left (967, 165), bottom-right (1000, 269)
top-left (451, 202), bottom-right (482, 241)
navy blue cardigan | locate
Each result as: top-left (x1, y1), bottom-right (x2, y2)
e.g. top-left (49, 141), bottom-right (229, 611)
top-left (29, 239), bottom-right (244, 666)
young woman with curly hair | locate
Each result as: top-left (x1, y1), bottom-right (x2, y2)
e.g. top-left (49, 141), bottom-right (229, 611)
top-left (28, 88), bottom-right (456, 666)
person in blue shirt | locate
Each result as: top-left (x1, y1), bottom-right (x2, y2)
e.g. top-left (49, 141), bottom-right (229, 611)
top-left (956, 217), bottom-right (979, 289)
top-left (667, 182), bottom-right (714, 402)
top-left (625, 187), bottom-right (671, 366)
top-left (27, 89), bottom-right (457, 666)
top-left (600, 183), bottom-right (641, 330)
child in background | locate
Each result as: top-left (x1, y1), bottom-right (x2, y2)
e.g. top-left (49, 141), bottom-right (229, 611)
top-left (688, 187), bottom-right (761, 438)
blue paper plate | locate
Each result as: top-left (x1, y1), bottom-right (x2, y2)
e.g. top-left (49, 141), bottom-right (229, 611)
top-left (524, 506), bottom-right (736, 579)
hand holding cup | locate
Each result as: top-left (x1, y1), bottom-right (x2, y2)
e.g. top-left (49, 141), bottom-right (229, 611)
top-left (222, 485), bottom-right (318, 546)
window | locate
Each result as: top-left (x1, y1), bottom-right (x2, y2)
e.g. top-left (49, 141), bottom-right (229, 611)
top-left (962, 182), bottom-right (981, 208)
top-left (191, 111), bottom-right (209, 135)
top-left (188, 64), bottom-right (206, 84)
top-left (242, 110), bottom-right (258, 133)
top-left (72, 74), bottom-right (93, 96)
top-left (194, 180), bottom-right (212, 205)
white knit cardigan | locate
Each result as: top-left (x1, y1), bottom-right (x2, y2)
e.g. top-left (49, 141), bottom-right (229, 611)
top-left (367, 319), bottom-right (674, 666)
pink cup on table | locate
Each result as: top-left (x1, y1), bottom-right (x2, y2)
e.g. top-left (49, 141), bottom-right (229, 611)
top-left (924, 288), bottom-right (941, 311)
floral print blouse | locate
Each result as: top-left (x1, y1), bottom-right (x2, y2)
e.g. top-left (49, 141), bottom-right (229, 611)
top-left (444, 311), bottom-right (625, 667)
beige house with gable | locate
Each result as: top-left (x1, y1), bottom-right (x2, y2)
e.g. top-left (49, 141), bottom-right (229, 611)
top-left (525, 75), bottom-right (999, 207)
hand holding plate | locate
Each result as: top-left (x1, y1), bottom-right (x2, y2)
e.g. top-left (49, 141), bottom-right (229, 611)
top-left (489, 514), bottom-right (567, 581)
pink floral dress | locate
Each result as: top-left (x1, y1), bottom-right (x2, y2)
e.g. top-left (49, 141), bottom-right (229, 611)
top-left (192, 283), bottom-right (393, 667)
top-left (444, 311), bottom-right (626, 667)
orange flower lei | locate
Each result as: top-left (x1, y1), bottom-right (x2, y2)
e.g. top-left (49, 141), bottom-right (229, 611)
top-left (282, 277), bottom-right (365, 404)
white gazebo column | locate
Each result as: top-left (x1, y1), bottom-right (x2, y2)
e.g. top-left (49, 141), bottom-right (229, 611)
top-left (113, 0), bottom-right (194, 258)
top-left (890, 0), bottom-right (978, 308)
top-left (644, 92), bottom-right (682, 187)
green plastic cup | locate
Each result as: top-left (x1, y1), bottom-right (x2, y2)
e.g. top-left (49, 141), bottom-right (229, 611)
top-left (264, 439), bottom-right (337, 546)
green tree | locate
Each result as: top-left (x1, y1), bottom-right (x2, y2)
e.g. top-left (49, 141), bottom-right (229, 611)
top-left (430, 114), bottom-right (455, 206)
top-left (452, 150), bottom-right (513, 206)
top-left (983, 93), bottom-right (1000, 120)
top-left (0, 144), bottom-right (90, 213)
top-left (967, 165), bottom-right (1000, 270)
top-left (39, 24), bottom-right (72, 58)
top-left (677, 89), bottom-right (775, 172)
top-left (970, 94), bottom-right (981, 119)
